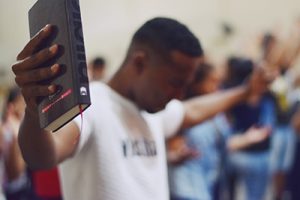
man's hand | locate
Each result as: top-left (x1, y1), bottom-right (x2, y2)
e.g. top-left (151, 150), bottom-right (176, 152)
top-left (247, 63), bottom-right (278, 97)
top-left (12, 24), bottom-right (60, 116)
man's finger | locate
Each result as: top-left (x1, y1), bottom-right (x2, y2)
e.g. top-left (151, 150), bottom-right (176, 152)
top-left (12, 44), bottom-right (58, 74)
top-left (15, 64), bottom-right (60, 86)
top-left (21, 84), bottom-right (56, 98)
top-left (17, 24), bottom-right (53, 60)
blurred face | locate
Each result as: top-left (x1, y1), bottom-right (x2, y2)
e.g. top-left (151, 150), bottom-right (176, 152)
top-left (133, 51), bottom-right (202, 113)
top-left (87, 65), bottom-right (105, 81)
top-left (266, 39), bottom-right (276, 55)
top-left (193, 68), bottom-right (222, 95)
top-left (92, 68), bottom-right (105, 81)
top-left (11, 94), bottom-right (25, 119)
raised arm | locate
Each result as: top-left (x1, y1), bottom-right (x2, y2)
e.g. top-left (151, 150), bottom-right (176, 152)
top-left (12, 25), bottom-right (80, 170)
top-left (182, 86), bottom-right (248, 129)
top-left (181, 65), bottom-right (277, 129)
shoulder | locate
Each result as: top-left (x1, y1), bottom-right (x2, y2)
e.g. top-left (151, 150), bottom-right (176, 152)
top-left (88, 82), bottom-right (114, 106)
top-left (89, 82), bottom-right (109, 96)
top-left (150, 99), bottom-right (185, 121)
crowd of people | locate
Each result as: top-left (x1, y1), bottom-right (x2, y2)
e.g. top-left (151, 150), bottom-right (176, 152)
top-left (1, 16), bottom-right (300, 200)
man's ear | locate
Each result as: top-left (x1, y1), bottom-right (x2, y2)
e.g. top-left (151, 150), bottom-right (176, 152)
top-left (132, 51), bottom-right (147, 74)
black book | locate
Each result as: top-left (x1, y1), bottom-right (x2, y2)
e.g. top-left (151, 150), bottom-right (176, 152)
top-left (28, 0), bottom-right (91, 132)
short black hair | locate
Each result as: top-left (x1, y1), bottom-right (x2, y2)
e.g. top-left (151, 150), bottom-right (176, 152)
top-left (131, 17), bottom-right (203, 58)
top-left (224, 56), bottom-right (254, 88)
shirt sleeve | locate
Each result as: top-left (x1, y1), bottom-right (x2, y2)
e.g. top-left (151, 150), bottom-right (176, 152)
top-left (159, 99), bottom-right (185, 138)
top-left (73, 106), bottom-right (93, 155)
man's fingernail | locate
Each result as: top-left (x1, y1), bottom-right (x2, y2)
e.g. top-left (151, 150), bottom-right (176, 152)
top-left (43, 24), bottom-right (51, 31)
top-left (49, 45), bottom-right (58, 53)
top-left (51, 64), bottom-right (60, 72)
top-left (48, 85), bottom-right (56, 93)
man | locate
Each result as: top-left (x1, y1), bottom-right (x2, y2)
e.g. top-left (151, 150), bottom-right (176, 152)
top-left (12, 17), bottom-right (274, 200)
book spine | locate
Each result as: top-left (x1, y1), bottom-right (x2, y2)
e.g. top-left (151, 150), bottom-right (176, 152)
top-left (66, 0), bottom-right (90, 104)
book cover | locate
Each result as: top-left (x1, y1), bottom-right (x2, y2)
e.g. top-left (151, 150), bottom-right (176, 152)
top-left (28, 0), bottom-right (91, 132)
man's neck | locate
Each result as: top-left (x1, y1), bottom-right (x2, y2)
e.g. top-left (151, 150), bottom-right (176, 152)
top-left (107, 68), bottom-right (136, 104)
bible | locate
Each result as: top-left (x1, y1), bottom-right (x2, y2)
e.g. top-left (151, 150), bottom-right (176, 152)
top-left (28, 0), bottom-right (91, 132)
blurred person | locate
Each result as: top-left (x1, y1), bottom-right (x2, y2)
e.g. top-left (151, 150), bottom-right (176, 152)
top-left (167, 63), bottom-right (271, 200)
top-left (12, 17), bottom-right (275, 200)
top-left (286, 107), bottom-right (300, 200)
top-left (261, 33), bottom-right (277, 65)
top-left (261, 31), bottom-right (300, 200)
top-left (224, 57), bottom-right (276, 200)
top-left (2, 89), bottom-right (62, 200)
top-left (0, 87), bottom-right (37, 200)
top-left (87, 57), bottom-right (106, 81)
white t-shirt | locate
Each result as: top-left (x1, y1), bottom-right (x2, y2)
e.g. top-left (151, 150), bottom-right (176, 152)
top-left (59, 82), bottom-right (185, 200)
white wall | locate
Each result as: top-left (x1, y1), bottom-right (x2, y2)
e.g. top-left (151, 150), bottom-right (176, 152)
top-left (1, 0), bottom-right (300, 85)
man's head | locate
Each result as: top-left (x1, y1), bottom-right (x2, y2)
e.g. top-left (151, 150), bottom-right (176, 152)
top-left (88, 57), bottom-right (106, 81)
top-left (120, 17), bottom-right (203, 112)
top-left (186, 63), bottom-right (221, 98)
top-left (261, 33), bottom-right (276, 61)
top-left (2, 87), bottom-right (25, 122)
top-left (224, 56), bottom-right (254, 88)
